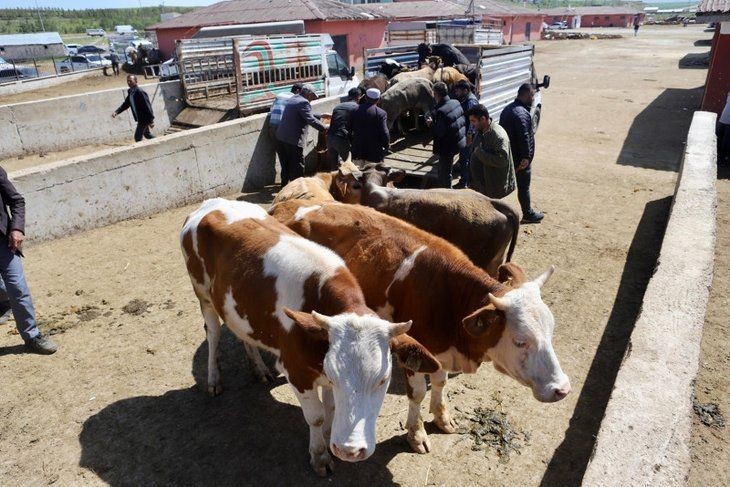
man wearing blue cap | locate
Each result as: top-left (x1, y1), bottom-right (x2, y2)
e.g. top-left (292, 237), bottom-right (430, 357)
top-left (349, 88), bottom-right (390, 167)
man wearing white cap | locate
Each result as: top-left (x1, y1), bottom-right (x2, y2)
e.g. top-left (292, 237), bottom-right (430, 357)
top-left (349, 88), bottom-right (390, 167)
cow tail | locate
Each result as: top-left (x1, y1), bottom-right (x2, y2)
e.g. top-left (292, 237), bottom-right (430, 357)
top-left (505, 205), bottom-right (520, 263)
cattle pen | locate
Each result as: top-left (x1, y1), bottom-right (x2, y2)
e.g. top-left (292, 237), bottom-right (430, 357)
top-left (0, 25), bottom-right (727, 486)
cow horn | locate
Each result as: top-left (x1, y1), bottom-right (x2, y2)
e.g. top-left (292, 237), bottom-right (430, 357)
top-left (488, 293), bottom-right (510, 310)
top-left (310, 311), bottom-right (331, 330)
top-left (534, 265), bottom-right (555, 289)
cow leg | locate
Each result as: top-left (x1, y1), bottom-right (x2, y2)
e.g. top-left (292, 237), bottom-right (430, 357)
top-left (429, 369), bottom-right (457, 433)
top-left (202, 304), bottom-right (223, 397)
top-left (292, 386), bottom-right (334, 477)
top-left (242, 342), bottom-right (275, 383)
top-left (404, 369), bottom-right (431, 454)
top-left (321, 386), bottom-right (335, 443)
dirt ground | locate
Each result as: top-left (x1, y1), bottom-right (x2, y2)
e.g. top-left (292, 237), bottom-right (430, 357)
top-left (2, 143), bottom-right (128, 173)
top-left (0, 25), bottom-right (725, 486)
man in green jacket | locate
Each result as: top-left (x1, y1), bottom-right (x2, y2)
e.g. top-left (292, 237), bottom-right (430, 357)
top-left (466, 104), bottom-right (516, 199)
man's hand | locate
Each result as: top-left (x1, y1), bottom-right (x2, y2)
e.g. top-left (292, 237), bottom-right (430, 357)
top-left (517, 159), bottom-right (530, 171)
top-left (8, 230), bottom-right (24, 252)
top-left (425, 116), bottom-right (433, 127)
top-left (111, 112), bottom-right (117, 118)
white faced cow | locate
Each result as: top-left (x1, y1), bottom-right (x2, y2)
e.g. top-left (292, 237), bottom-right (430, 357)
top-left (180, 198), bottom-right (437, 475)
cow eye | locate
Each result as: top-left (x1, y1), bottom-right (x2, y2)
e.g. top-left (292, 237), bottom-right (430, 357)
top-left (378, 378), bottom-right (388, 387)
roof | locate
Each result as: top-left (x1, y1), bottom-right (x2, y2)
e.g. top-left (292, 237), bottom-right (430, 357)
top-left (360, 1), bottom-right (468, 20)
top-left (697, 0), bottom-right (730, 14)
top-left (0, 32), bottom-right (64, 46)
top-left (541, 6), bottom-right (642, 16)
top-left (449, 0), bottom-right (537, 16)
top-left (148, 0), bottom-right (383, 30)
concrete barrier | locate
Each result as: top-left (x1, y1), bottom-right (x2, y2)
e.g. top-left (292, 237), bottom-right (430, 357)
top-left (0, 68), bottom-right (104, 98)
top-left (582, 111), bottom-right (718, 485)
top-left (12, 95), bottom-right (341, 242)
top-left (0, 81), bottom-right (185, 159)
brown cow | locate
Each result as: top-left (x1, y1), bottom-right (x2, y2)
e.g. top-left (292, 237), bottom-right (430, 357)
top-left (270, 201), bottom-right (570, 454)
top-left (432, 67), bottom-right (468, 89)
top-left (271, 162), bottom-right (363, 207)
top-left (389, 56), bottom-right (441, 86)
top-left (181, 198), bottom-right (437, 475)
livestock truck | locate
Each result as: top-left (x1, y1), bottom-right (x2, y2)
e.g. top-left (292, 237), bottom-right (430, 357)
top-left (169, 34), bottom-right (359, 130)
top-left (363, 43), bottom-right (549, 181)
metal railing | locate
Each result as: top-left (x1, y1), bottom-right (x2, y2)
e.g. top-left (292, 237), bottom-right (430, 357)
top-left (0, 55), bottom-right (108, 86)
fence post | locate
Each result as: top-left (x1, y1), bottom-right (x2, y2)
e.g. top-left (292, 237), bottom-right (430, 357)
top-left (33, 58), bottom-right (39, 78)
top-left (52, 56), bottom-right (58, 75)
top-left (12, 60), bottom-right (19, 81)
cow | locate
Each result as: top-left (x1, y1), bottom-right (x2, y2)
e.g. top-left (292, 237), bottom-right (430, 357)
top-left (378, 58), bottom-right (409, 79)
top-left (417, 42), bottom-right (470, 67)
top-left (271, 161), bottom-right (363, 207)
top-left (341, 164), bottom-right (520, 276)
top-left (454, 63), bottom-right (480, 87)
top-left (180, 198), bottom-right (438, 475)
top-left (432, 66), bottom-right (469, 89)
top-left (270, 200), bottom-right (570, 454)
top-left (359, 73), bottom-right (389, 96)
top-left (389, 56), bottom-right (441, 86)
top-left (379, 78), bottom-right (436, 131)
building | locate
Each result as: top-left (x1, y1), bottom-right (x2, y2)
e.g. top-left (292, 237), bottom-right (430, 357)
top-left (146, 0), bottom-right (388, 68)
top-left (697, 0), bottom-right (730, 114)
top-left (542, 6), bottom-right (644, 29)
top-left (0, 32), bottom-right (65, 61)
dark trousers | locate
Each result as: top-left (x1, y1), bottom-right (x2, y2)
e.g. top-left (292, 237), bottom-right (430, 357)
top-left (134, 122), bottom-right (155, 142)
top-left (717, 122), bottom-right (730, 164)
top-left (280, 142), bottom-right (305, 186)
top-left (326, 135), bottom-right (350, 171)
top-left (516, 165), bottom-right (533, 216)
top-left (457, 144), bottom-right (472, 186)
top-left (112, 62), bottom-right (120, 75)
top-left (437, 151), bottom-right (456, 188)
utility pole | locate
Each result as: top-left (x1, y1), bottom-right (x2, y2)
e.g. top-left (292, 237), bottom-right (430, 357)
top-left (35, 0), bottom-right (45, 32)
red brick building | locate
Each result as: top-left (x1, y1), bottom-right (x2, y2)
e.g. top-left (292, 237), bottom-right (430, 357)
top-left (542, 6), bottom-right (644, 29)
top-left (698, 0), bottom-right (730, 114)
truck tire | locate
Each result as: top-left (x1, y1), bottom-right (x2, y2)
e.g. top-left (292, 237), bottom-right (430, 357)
top-left (532, 105), bottom-right (541, 133)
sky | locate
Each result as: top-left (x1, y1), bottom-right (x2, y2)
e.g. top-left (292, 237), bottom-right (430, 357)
top-left (2, 0), bottom-right (219, 8)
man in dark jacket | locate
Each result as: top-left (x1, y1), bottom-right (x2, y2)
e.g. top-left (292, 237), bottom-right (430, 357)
top-left (500, 83), bottom-right (543, 223)
top-left (427, 82), bottom-right (466, 188)
top-left (326, 87), bottom-right (363, 170)
top-left (349, 88), bottom-right (390, 167)
top-left (0, 167), bottom-right (57, 354)
top-left (453, 80), bottom-right (480, 188)
top-left (112, 75), bottom-right (155, 143)
top-left (276, 83), bottom-right (327, 185)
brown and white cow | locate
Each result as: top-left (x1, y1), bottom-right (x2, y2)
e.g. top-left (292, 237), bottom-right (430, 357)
top-left (270, 162), bottom-right (363, 207)
top-left (338, 164), bottom-right (521, 276)
top-left (180, 198), bottom-right (437, 475)
top-left (270, 201), bottom-right (570, 454)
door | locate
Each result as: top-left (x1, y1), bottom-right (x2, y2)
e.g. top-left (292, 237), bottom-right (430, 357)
top-left (525, 22), bottom-right (532, 41)
top-left (331, 35), bottom-right (349, 64)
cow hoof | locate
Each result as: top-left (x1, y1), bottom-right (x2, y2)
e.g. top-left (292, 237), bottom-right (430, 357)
top-left (207, 384), bottom-right (223, 397)
top-left (407, 430), bottom-right (431, 454)
top-left (434, 416), bottom-right (457, 434)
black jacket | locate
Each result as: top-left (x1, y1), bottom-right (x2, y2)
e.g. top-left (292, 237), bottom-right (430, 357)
top-left (349, 103), bottom-right (390, 162)
top-left (0, 166), bottom-right (25, 237)
top-left (276, 94), bottom-right (326, 148)
top-left (327, 101), bottom-right (359, 140)
top-left (115, 86), bottom-right (155, 124)
top-left (432, 96), bottom-right (466, 156)
top-left (499, 99), bottom-right (534, 164)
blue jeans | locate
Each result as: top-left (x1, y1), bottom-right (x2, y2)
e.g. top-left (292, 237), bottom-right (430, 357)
top-left (0, 239), bottom-right (39, 341)
top-left (457, 145), bottom-right (472, 186)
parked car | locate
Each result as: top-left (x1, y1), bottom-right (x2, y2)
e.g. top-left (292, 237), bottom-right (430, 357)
top-left (159, 58), bottom-right (179, 81)
top-left (547, 21), bottom-right (568, 30)
top-left (86, 28), bottom-right (106, 37)
top-left (55, 54), bottom-right (111, 73)
top-left (77, 45), bottom-right (106, 55)
top-left (0, 67), bottom-right (39, 80)
top-left (65, 43), bottom-right (81, 55)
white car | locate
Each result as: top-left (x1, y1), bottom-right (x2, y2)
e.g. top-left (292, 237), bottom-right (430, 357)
top-left (65, 43), bottom-right (81, 55)
top-left (55, 54), bottom-right (111, 73)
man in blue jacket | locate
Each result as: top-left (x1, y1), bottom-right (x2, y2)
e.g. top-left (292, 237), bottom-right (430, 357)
top-left (500, 83), bottom-right (544, 223)
top-left (276, 84), bottom-right (327, 185)
top-left (427, 82), bottom-right (466, 188)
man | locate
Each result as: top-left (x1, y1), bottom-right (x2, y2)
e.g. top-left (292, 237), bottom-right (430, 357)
top-left (718, 91), bottom-right (730, 165)
top-left (275, 84), bottom-right (327, 185)
top-left (467, 104), bottom-right (516, 199)
top-left (326, 87), bottom-right (363, 170)
top-left (110, 51), bottom-right (120, 76)
top-left (0, 166), bottom-right (57, 354)
top-left (349, 88), bottom-right (390, 167)
top-left (427, 81), bottom-right (466, 188)
top-left (269, 83), bottom-right (302, 180)
top-left (500, 83), bottom-right (543, 223)
top-left (633, 15), bottom-right (641, 36)
top-left (112, 75), bottom-right (155, 143)
top-left (453, 80), bottom-right (480, 189)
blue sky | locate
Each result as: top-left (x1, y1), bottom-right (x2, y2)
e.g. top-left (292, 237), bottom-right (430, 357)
top-left (3, 0), bottom-right (218, 8)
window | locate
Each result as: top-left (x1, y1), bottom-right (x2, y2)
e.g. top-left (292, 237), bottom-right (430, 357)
top-left (620, 16), bottom-right (626, 20)
top-left (594, 16), bottom-right (599, 20)
top-left (604, 16), bottom-right (610, 20)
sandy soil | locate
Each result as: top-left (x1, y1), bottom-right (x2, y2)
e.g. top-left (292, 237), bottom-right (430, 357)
top-left (0, 25), bottom-right (724, 486)
top-left (2, 143), bottom-right (128, 173)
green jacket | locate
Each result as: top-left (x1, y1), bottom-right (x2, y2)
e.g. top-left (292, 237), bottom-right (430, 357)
top-left (470, 121), bottom-right (516, 199)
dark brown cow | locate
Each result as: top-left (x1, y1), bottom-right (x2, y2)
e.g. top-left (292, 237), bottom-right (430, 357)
top-left (180, 198), bottom-right (437, 475)
top-left (270, 201), bottom-right (570, 454)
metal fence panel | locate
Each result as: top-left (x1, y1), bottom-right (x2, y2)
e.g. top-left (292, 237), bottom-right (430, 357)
top-left (478, 45), bottom-right (534, 121)
top-left (176, 38), bottom-right (237, 103)
top-left (363, 44), bottom-right (421, 79)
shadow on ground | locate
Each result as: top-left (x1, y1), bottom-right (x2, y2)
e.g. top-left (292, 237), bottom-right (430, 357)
top-left (678, 52), bottom-right (710, 69)
top-left (540, 196), bottom-right (672, 486)
top-left (79, 327), bottom-right (405, 485)
top-left (617, 87), bottom-right (704, 171)
top-left (693, 39), bottom-right (713, 47)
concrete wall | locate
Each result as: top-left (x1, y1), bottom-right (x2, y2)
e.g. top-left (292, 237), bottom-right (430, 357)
top-left (0, 81), bottom-right (185, 159)
top-left (0, 68), bottom-right (104, 98)
top-left (12, 95), bottom-right (342, 242)
top-left (583, 111), bottom-right (717, 485)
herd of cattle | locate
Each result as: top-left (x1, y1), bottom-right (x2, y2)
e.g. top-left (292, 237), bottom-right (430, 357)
top-left (359, 43), bottom-right (478, 134)
top-left (180, 162), bottom-right (570, 476)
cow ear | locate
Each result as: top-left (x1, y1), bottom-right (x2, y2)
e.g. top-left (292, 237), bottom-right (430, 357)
top-left (462, 304), bottom-right (503, 338)
top-left (387, 169), bottom-right (406, 184)
top-left (497, 262), bottom-right (528, 287)
top-left (284, 308), bottom-right (328, 341)
top-left (390, 334), bottom-right (441, 374)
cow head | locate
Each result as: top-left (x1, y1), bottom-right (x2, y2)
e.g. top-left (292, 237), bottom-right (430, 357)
top-left (334, 163), bottom-right (405, 205)
top-left (332, 162), bottom-right (363, 204)
top-left (461, 263), bottom-right (571, 403)
top-left (285, 309), bottom-right (438, 462)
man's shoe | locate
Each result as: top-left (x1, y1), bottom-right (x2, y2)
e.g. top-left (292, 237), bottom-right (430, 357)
top-left (0, 303), bottom-right (12, 325)
top-left (24, 334), bottom-right (58, 355)
top-left (521, 211), bottom-right (545, 224)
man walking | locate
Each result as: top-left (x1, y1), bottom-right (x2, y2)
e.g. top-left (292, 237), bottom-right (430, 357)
top-left (110, 51), bottom-right (120, 76)
top-left (275, 84), bottom-right (327, 185)
top-left (112, 75), bottom-right (155, 143)
top-left (467, 104), bottom-right (516, 199)
top-left (0, 166), bottom-right (57, 354)
top-left (453, 80), bottom-right (480, 188)
top-left (349, 88), bottom-right (390, 167)
top-left (427, 81), bottom-right (466, 188)
top-left (500, 83), bottom-right (543, 223)
top-left (326, 87), bottom-right (363, 170)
